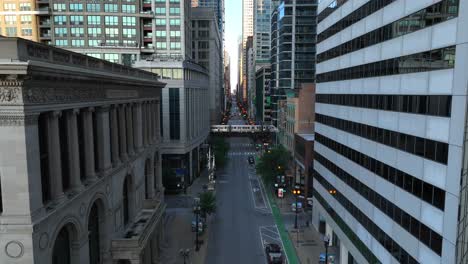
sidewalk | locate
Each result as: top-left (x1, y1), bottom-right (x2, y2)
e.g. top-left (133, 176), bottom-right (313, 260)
top-left (274, 193), bottom-right (339, 264)
top-left (160, 171), bottom-right (213, 264)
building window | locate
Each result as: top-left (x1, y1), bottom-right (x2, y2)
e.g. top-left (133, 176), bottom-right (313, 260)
top-left (122, 16), bottom-right (136, 26)
top-left (198, 41), bottom-right (209, 49)
top-left (88, 40), bottom-right (100, 47)
top-left (170, 30), bottom-right (181, 37)
top-left (169, 0), bottom-right (180, 2)
top-left (21, 28), bottom-right (32, 36)
top-left (5, 27), bottom-right (17, 37)
top-left (55, 27), bottom-right (67, 37)
top-left (70, 27), bottom-right (84, 37)
top-left (156, 19), bottom-right (166, 26)
top-left (104, 4), bottom-right (118, 12)
top-left (105, 28), bottom-right (119, 38)
top-left (86, 53), bottom-right (102, 59)
top-left (53, 3), bottom-right (66, 12)
top-left (156, 42), bottom-right (167, 49)
top-left (38, 114), bottom-right (50, 203)
top-left (87, 27), bottom-right (101, 37)
top-left (156, 30), bottom-right (166, 37)
top-left (169, 7), bottom-right (180, 15)
top-left (69, 3), bottom-right (83, 12)
top-left (86, 3), bottom-right (100, 12)
top-left (170, 42), bottom-right (181, 50)
top-left (5, 16), bottom-right (17, 25)
top-left (104, 53), bottom-right (118, 63)
top-left (54, 39), bottom-right (68, 46)
top-left (87, 16), bottom-right (101, 25)
top-left (3, 3), bottom-right (16, 11)
top-left (19, 3), bottom-right (31, 11)
top-left (155, 7), bottom-right (166, 14)
top-left (122, 4), bottom-right (135, 13)
top-left (70, 15), bottom-right (84, 25)
top-left (20, 15), bottom-right (32, 24)
top-left (54, 16), bottom-right (67, 25)
top-left (198, 30), bottom-right (209, 37)
top-left (169, 19), bottom-right (180, 26)
top-left (104, 16), bottom-right (118, 26)
top-left (123, 28), bottom-right (136, 38)
top-left (169, 88), bottom-right (180, 140)
top-left (198, 20), bottom-right (209, 28)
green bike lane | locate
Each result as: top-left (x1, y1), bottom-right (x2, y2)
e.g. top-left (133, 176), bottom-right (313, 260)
top-left (259, 176), bottom-right (300, 264)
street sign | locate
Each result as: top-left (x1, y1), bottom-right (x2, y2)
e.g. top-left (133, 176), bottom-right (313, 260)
top-left (278, 188), bottom-right (284, 198)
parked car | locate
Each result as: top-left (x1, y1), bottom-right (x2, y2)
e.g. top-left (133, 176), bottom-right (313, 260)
top-left (248, 156), bottom-right (255, 165)
top-left (265, 243), bottom-right (284, 264)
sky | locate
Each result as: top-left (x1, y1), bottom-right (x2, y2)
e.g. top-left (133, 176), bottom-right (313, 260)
top-left (225, 0), bottom-right (242, 93)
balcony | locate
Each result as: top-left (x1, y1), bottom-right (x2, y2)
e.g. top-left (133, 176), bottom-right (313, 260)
top-left (36, 7), bottom-right (51, 15)
top-left (139, 11), bottom-right (154, 18)
top-left (111, 195), bottom-right (165, 262)
top-left (40, 33), bottom-right (51, 40)
top-left (143, 24), bottom-right (153, 30)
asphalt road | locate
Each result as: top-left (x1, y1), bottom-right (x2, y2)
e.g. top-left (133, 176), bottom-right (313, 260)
top-left (205, 102), bottom-right (282, 264)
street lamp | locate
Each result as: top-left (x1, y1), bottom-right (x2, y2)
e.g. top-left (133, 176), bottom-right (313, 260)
top-left (179, 248), bottom-right (190, 264)
top-left (292, 186), bottom-right (301, 229)
top-left (323, 235), bottom-right (330, 264)
top-left (193, 204), bottom-right (201, 251)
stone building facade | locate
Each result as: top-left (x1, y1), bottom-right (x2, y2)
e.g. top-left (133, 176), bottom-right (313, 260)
top-left (0, 38), bottom-right (166, 264)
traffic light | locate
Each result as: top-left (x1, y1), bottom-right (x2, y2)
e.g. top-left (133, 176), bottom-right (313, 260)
top-left (293, 189), bottom-right (301, 195)
top-left (329, 189), bottom-right (337, 195)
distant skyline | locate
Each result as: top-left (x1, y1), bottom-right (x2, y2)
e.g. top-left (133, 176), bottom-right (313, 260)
top-left (225, 0), bottom-right (242, 93)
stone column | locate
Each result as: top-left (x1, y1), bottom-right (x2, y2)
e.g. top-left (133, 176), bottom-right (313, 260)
top-left (155, 153), bottom-right (163, 192)
top-left (149, 101), bottom-right (155, 143)
top-left (126, 104), bottom-right (135, 156)
top-left (155, 100), bottom-right (161, 141)
top-left (134, 102), bottom-right (143, 151)
top-left (66, 109), bottom-right (83, 192)
top-left (110, 105), bottom-right (120, 166)
top-left (142, 102), bottom-right (148, 146)
top-left (118, 105), bottom-right (128, 161)
top-left (147, 160), bottom-right (155, 199)
top-left (152, 101), bottom-right (157, 141)
top-left (47, 111), bottom-right (66, 203)
top-left (95, 106), bottom-right (112, 174)
top-left (82, 107), bottom-right (97, 183)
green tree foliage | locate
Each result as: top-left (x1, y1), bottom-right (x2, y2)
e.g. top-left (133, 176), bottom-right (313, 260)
top-left (212, 136), bottom-right (230, 168)
top-left (256, 145), bottom-right (291, 184)
top-left (199, 191), bottom-right (216, 218)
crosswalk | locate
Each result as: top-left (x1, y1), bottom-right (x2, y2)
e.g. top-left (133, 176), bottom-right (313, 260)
top-left (228, 152), bottom-right (257, 156)
top-left (230, 143), bottom-right (254, 147)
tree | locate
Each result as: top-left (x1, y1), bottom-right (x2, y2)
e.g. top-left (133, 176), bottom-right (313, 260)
top-left (199, 191), bottom-right (216, 218)
top-left (211, 136), bottom-right (230, 168)
top-left (256, 145), bottom-right (291, 184)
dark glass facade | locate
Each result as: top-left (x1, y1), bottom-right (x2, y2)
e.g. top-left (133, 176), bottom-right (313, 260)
top-left (315, 153), bottom-right (443, 255)
top-left (169, 88), bottom-right (180, 140)
top-left (317, 0), bottom-right (459, 63)
top-left (315, 133), bottom-right (446, 211)
top-left (317, 46), bottom-right (455, 83)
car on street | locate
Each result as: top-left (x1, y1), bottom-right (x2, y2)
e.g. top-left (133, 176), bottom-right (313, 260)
top-left (248, 156), bottom-right (255, 165)
top-left (265, 243), bottom-right (284, 264)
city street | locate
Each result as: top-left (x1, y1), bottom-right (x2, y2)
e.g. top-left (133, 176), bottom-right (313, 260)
top-left (205, 104), bottom-right (282, 264)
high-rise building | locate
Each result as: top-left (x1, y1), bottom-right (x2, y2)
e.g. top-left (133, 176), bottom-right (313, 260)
top-left (253, 0), bottom-right (274, 66)
top-left (270, 0), bottom-right (316, 126)
top-left (191, 0), bottom-right (224, 41)
top-left (191, 7), bottom-right (224, 124)
top-left (241, 0), bottom-right (254, 104)
top-left (0, 0), bottom-right (40, 41)
top-left (312, 1), bottom-right (467, 264)
top-left (255, 65), bottom-right (272, 124)
top-left (0, 0), bottom-right (192, 65)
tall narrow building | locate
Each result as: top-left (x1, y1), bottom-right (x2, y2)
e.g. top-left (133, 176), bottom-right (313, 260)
top-left (270, 0), bottom-right (316, 126)
top-left (241, 0), bottom-right (254, 105)
top-left (191, 0), bottom-right (224, 41)
top-left (312, 1), bottom-right (468, 264)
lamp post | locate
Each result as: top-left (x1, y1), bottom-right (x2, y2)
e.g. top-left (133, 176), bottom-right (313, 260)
top-left (292, 186), bottom-right (301, 229)
top-left (193, 204), bottom-right (201, 251)
top-left (323, 235), bottom-right (330, 264)
top-left (179, 248), bottom-right (190, 264)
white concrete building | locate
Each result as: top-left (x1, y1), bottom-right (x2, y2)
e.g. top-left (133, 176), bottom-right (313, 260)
top-left (0, 38), bottom-right (166, 264)
top-left (134, 59), bottom-right (210, 187)
top-left (312, 0), bottom-right (468, 264)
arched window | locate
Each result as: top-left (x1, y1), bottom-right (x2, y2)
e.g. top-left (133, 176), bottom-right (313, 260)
top-left (52, 227), bottom-right (71, 264)
top-left (88, 203), bottom-right (101, 264)
top-left (123, 177), bottom-right (129, 225)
